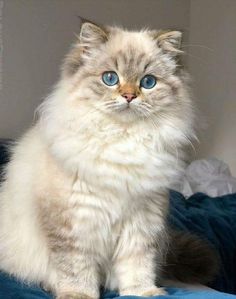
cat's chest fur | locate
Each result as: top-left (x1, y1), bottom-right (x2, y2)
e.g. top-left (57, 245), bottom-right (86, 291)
top-left (61, 126), bottom-right (159, 210)
top-left (67, 123), bottom-right (177, 199)
top-left (38, 122), bottom-right (171, 267)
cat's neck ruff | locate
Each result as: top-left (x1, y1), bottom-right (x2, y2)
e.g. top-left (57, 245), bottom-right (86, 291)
top-left (38, 82), bottom-right (185, 199)
top-left (40, 115), bottom-right (180, 199)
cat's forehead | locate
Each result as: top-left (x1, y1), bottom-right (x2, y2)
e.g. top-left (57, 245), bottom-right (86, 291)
top-left (102, 31), bottom-right (164, 80)
top-left (109, 30), bottom-right (155, 50)
top-left (107, 30), bottom-right (156, 60)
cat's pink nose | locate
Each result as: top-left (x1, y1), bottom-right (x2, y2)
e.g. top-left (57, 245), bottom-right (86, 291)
top-left (122, 93), bottom-right (137, 103)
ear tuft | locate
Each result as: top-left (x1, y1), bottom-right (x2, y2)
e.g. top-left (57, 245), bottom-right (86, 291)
top-left (155, 30), bottom-right (183, 55)
top-left (61, 21), bottom-right (108, 78)
top-left (80, 21), bottom-right (108, 46)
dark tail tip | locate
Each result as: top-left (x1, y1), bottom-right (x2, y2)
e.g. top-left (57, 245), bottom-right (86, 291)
top-left (163, 230), bottom-right (220, 284)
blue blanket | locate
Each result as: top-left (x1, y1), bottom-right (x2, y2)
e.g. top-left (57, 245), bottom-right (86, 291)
top-left (168, 190), bottom-right (236, 294)
top-left (0, 271), bottom-right (236, 299)
top-left (0, 139), bottom-right (236, 298)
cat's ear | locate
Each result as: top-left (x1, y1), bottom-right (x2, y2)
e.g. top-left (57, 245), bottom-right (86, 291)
top-left (79, 21), bottom-right (109, 47)
top-left (153, 30), bottom-right (183, 55)
top-left (61, 21), bottom-right (108, 78)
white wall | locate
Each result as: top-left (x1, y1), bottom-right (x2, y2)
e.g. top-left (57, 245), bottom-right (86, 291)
top-left (188, 0), bottom-right (236, 175)
top-left (0, 0), bottom-right (190, 138)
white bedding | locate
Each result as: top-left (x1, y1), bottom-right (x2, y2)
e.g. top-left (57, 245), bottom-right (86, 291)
top-left (173, 158), bottom-right (236, 197)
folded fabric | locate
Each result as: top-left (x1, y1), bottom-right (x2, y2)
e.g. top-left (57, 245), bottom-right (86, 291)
top-left (172, 158), bottom-right (236, 197)
top-left (168, 190), bottom-right (236, 294)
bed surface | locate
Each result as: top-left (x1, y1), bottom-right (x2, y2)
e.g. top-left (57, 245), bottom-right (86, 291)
top-left (0, 271), bottom-right (236, 299)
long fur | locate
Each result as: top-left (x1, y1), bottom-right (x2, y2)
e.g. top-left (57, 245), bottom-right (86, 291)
top-left (0, 23), bottom-right (199, 298)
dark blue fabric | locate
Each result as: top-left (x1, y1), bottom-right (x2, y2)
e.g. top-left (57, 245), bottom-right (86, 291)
top-left (168, 190), bottom-right (236, 294)
top-left (0, 139), bottom-right (13, 181)
top-left (0, 271), bottom-right (51, 299)
top-left (0, 139), bottom-right (236, 298)
top-left (103, 289), bottom-right (236, 299)
top-left (0, 271), bottom-right (236, 299)
top-left (0, 139), bottom-right (12, 165)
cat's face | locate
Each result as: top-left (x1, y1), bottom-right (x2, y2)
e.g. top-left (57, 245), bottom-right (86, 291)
top-left (62, 23), bottom-right (189, 124)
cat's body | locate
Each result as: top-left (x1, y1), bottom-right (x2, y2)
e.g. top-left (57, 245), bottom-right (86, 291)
top-left (0, 23), bottom-right (200, 298)
top-left (0, 119), bottom-right (169, 296)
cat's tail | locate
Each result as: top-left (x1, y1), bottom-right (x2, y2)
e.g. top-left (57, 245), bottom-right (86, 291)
top-left (163, 230), bottom-right (220, 284)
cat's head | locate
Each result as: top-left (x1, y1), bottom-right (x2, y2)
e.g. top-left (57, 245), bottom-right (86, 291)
top-left (59, 22), bottom-right (191, 124)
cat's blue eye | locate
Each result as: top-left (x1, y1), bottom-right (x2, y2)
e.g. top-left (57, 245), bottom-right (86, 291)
top-left (102, 71), bottom-right (119, 86)
top-left (140, 75), bottom-right (157, 89)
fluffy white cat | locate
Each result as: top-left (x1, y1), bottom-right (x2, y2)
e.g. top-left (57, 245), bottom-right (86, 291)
top-left (0, 22), bottom-right (196, 299)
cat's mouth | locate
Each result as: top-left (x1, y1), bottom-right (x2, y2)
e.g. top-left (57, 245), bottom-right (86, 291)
top-left (115, 103), bottom-right (145, 119)
top-left (119, 103), bottom-right (134, 112)
top-left (103, 98), bottom-right (150, 120)
top-left (123, 103), bottom-right (131, 109)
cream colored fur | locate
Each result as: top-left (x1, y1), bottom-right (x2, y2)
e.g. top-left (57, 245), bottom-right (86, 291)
top-left (0, 23), bottom-right (195, 298)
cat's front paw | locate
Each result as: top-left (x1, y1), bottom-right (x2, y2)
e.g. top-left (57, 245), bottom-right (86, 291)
top-left (56, 292), bottom-right (96, 299)
top-left (120, 286), bottom-right (166, 297)
top-left (141, 286), bottom-right (166, 297)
